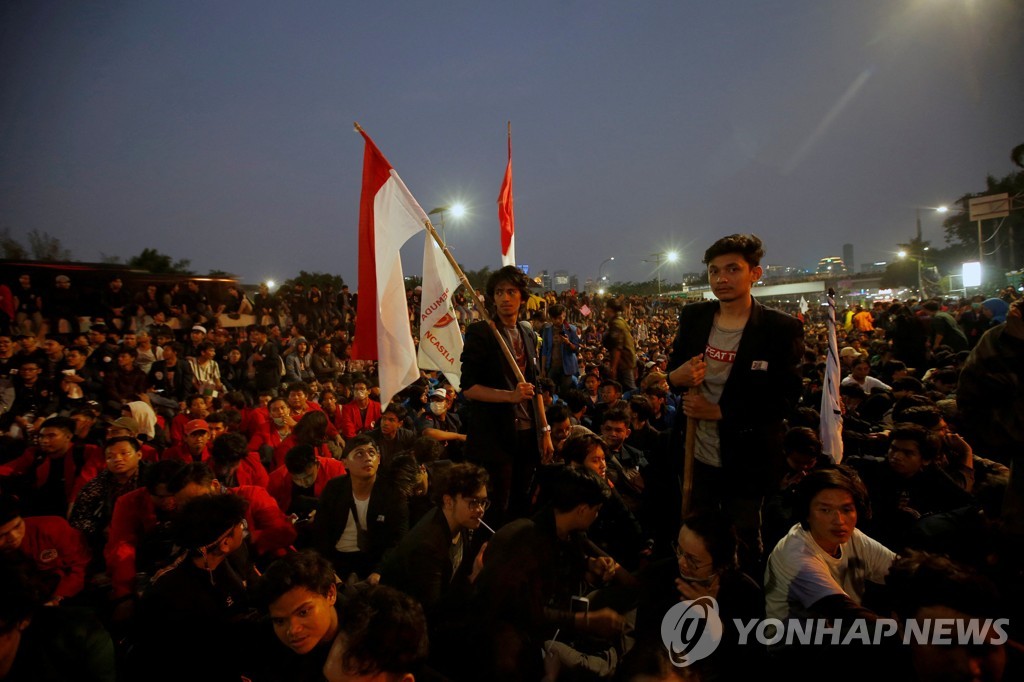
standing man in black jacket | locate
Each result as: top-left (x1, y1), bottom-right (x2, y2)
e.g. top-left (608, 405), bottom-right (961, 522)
top-left (668, 234), bottom-right (804, 564)
top-left (460, 266), bottom-right (554, 527)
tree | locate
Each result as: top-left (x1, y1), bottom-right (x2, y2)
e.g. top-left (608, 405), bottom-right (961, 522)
top-left (461, 265), bottom-right (492, 292)
top-left (282, 271), bottom-right (346, 293)
top-left (0, 229), bottom-right (28, 259)
top-left (126, 248), bottom-right (194, 274)
top-left (206, 269), bottom-right (236, 278)
top-left (942, 144), bottom-right (1024, 273)
top-left (26, 229), bottom-right (72, 261)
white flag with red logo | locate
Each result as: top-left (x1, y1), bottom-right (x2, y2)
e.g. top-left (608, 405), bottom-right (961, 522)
top-left (820, 288), bottom-right (844, 464)
top-left (351, 128), bottom-right (426, 406)
top-left (417, 234), bottom-right (463, 390)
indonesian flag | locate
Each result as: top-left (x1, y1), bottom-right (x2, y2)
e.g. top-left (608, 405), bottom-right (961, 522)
top-left (417, 233), bottom-right (463, 390)
top-left (497, 122), bottom-right (515, 267)
top-left (351, 128), bottom-right (427, 406)
top-left (820, 288), bottom-right (844, 464)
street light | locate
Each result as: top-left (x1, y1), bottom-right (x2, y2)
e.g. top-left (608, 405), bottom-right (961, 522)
top-left (642, 250), bottom-right (680, 295)
top-left (428, 203), bottom-right (467, 246)
top-left (597, 257), bottom-right (615, 288)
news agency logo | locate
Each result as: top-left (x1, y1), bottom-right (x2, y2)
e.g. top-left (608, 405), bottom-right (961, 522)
top-left (660, 596), bottom-right (724, 667)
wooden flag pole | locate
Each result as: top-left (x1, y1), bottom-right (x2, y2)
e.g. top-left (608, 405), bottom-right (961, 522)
top-left (352, 121), bottom-right (550, 458)
top-left (681, 356), bottom-right (701, 517)
top-left (421, 218), bottom-right (553, 458)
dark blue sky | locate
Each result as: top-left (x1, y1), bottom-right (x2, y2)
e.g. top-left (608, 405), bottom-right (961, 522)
top-left (2, 1), bottom-right (1022, 286)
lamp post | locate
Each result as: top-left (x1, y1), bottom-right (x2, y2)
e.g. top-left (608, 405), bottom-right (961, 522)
top-left (427, 203), bottom-right (466, 246)
top-left (597, 257), bottom-right (615, 289)
top-left (643, 251), bottom-right (679, 295)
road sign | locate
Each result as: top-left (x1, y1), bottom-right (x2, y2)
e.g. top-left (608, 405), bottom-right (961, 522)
top-left (968, 193), bottom-right (1010, 221)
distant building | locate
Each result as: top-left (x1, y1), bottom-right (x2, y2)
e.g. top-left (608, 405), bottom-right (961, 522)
top-left (815, 257), bottom-right (847, 275)
top-left (539, 270), bottom-right (552, 290)
top-left (568, 274), bottom-right (579, 292)
top-left (762, 264), bottom-right (807, 280)
top-left (843, 244), bottom-right (855, 274)
top-left (861, 261), bottom-right (888, 274)
top-left (553, 270), bottom-right (571, 293)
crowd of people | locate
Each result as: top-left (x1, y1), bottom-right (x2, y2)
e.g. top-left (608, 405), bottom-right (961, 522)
top-left (0, 236), bottom-right (1022, 681)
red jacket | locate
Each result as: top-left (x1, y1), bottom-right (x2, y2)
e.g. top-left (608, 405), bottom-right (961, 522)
top-left (19, 516), bottom-right (91, 599)
top-left (105, 487), bottom-right (162, 598)
top-left (232, 485), bottom-right (297, 556)
top-left (271, 436), bottom-right (333, 471)
top-left (266, 456), bottom-right (347, 513)
top-left (160, 443), bottom-right (211, 464)
top-left (0, 445), bottom-right (104, 504)
top-left (340, 399), bottom-right (382, 439)
top-left (231, 452), bottom-right (270, 488)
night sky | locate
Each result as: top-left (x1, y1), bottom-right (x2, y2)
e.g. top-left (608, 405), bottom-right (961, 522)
top-left (2, 0), bottom-right (1022, 287)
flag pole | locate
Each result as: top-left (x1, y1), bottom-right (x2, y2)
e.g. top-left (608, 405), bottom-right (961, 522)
top-left (681, 356), bottom-right (700, 516)
top-left (421, 217), bottom-right (552, 458)
top-left (351, 121), bottom-right (549, 456)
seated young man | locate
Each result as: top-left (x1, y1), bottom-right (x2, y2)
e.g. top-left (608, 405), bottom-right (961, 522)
top-left (266, 444), bottom-right (346, 521)
top-left (471, 466), bottom-right (629, 680)
top-left (69, 436), bottom-right (148, 557)
top-left (131, 493), bottom-right (255, 682)
top-left (169, 462), bottom-right (296, 560)
top-left (210, 432), bottom-right (270, 489)
top-left (380, 462), bottom-right (489, 616)
top-left (0, 493), bottom-right (91, 604)
top-left (312, 436), bottom-right (408, 584)
top-left (321, 584), bottom-right (429, 682)
top-left (241, 550), bottom-right (341, 682)
top-left (105, 460), bottom-right (184, 601)
top-left (765, 467), bottom-right (896, 623)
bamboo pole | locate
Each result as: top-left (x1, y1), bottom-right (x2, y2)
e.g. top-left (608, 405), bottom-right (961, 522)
top-left (681, 356), bottom-right (701, 517)
top-left (420, 219), bottom-right (553, 459)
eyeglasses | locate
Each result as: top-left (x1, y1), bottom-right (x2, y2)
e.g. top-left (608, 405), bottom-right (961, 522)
top-left (348, 448), bottom-right (379, 461)
top-left (673, 543), bottom-right (712, 571)
top-left (463, 497), bottom-right (491, 511)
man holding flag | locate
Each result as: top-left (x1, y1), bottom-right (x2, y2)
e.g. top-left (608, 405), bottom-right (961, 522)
top-left (461, 265), bottom-right (551, 525)
top-left (667, 234), bottom-right (804, 568)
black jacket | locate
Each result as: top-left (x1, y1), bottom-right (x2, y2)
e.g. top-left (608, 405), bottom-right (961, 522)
top-left (668, 298), bottom-right (804, 492)
top-left (460, 319), bottom-right (541, 463)
top-left (312, 475), bottom-right (408, 573)
top-left (379, 506), bottom-right (481, 615)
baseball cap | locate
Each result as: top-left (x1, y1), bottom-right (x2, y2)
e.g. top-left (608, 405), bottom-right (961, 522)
top-left (840, 347), bottom-right (859, 358)
top-left (429, 388), bottom-right (447, 400)
top-left (191, 325), bottom-right (207, 334)
top-left (184, 419), bottom-right (210, 435)
top-left (55, 275), bottom-right (70, 283)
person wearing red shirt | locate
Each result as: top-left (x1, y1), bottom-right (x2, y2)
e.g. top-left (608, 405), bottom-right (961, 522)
top-left (0, 416), bottom-right (103, 516)
top-left (161, 419), bottom-right (212, 463)
top-left (210, 432), bottom-right (270, 488)
top-left (267, 444), bottom-right (347, 516)
top-left (249, 397), bottom-right (294, 462)
top-left (168, 395), bottom-right (210, 446)
top-left (104, 460), bottom-right (182, 600)
top-left (339, 376), bottom-right (381, 439)
top-left (0, 493), bottom-right (91, 603)
top-left (171, 462), bottom-right (296, 558)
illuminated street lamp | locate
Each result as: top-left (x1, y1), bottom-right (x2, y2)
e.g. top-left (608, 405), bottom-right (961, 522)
top-left (597, 257), bottom-right (615, 287)
top-left (643, 250), bottom-right (680, 295)
top-left (428, 202), bottom-right (467, 246)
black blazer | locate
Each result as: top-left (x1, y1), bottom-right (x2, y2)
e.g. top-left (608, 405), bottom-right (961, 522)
top-left (312, 475), bottom-right (408, 572)
top-left (379, 506), bottom-right (481, 615)
top-left (667, 298), bottom-right (804, 490)
top-left (460, 319), bottom-right (540, 463)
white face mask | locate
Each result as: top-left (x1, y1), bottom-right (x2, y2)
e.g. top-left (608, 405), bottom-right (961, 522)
top-left (429, 402), bottom-right (446, 416)
top-left (354, 389), bottom-right (368, 400)
top-left (272, 416), bottom-right (287, 427)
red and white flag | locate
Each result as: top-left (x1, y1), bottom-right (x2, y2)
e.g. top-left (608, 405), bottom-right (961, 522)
top-left (820, 288), bottom-right (844, 464)
top-left (417, 234), bottom-right (463, 390)
top-left (497, 122), bottom-right (515, 267)
top-left (351, 128), bottom-right (427, 406)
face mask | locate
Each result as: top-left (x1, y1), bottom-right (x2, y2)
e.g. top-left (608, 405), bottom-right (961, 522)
top-left (429, 402), bottom-right (446, 416)
top-left (354, 390), bottom-right (368, 400)
top-left (272, 416), bottom-right (287, 427)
